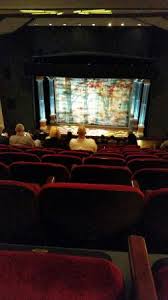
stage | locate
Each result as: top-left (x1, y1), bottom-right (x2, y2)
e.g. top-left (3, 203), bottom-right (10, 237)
top-left (45, 124), bottom-right (139, 138)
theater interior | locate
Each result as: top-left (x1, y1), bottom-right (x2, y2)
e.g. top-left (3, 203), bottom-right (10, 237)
top-left (0, 1), bottom-right (167, 299)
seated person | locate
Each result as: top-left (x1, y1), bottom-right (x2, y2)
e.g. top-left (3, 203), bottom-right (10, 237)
top-left (9, 123), bottom-right (34, 147)
top-left (160, 133), bottom-right (168, 151)
top-left (43, 126), bottom-right (63, 148)
top-left (108, 135), bottom-right (117, 145)
top-left (127, 131), bottom-right (137, 145)
top-left (31, 129), bottom-right (42, 147)
top-left (69, 125), bottom-right (97, 152)
top-left (0, 127), bottom-right (9, 145)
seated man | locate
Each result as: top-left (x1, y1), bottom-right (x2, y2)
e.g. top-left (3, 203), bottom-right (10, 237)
top-left (69, 125), bottom-right (97, 152)
top-left (9, 123), bottom-right (34, 147)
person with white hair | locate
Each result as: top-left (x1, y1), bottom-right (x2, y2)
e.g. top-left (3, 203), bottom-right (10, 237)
top-left (69, 125), bottom-right (97, 152)
top-left (9, 123), bottom-right (34, 146)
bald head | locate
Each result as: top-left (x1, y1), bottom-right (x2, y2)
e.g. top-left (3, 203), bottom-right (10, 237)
top-left (77, 125), bottom-right (86, 138)
top-left (15, 123), bottom-right (25, 134)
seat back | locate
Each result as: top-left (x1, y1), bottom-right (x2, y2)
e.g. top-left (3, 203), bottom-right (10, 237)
top-left (0, 250), bottom-right (125, 300)
top-left (10, 162), bottom-right (70, 184)
top-left (60, 150), bottom-right (91, 158)
top-left (42, 154), bottom-right (82, 170)
top-left (152, 258), bottom-right (168, 300)
top-left (128, 159), bottom-right (168, 173)
top-left (71, 165), bottom-right (132, 185)
top-left (26, 149), bottom-right (55, 157)
top-left (92, 152), bottom-right (124, 158)
top-left (126, 155), bottom-right (156, 162)
top-left (39, 183), bottom-right (144, 244)
top-left (0, 152), bottom-right (40, 165)
top-left (0, 180), bottom-right (39, 241)
top-left (0, 163), bottom-right (9, 179)
top-left (143, 189), bottom-right (168, 249)
top-left (133, 168), bottom-right (168, 190)
top-left (83, 157), bottom-right (125, 166)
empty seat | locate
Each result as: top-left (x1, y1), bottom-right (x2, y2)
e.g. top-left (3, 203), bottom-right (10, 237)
top-left (71, 165), bottom-right (132, 185)
top-left (0, 163), bottom-right (9, 179)
top-left (128, 159), bottom-right (168, 173)
top-left (26, 149), bottom-right (55, 157)
top-left (0, 180), bottom-right (39, 242)
top-left (39, 183), bottom-right (144, 247)
top-left (42, 154), bottom-right (82, 170)
top-left (60, 150), bottom-right (91, 157)
top-left (10, 162), bottom-right (70, 185)
top-left (0, 152), bottom-right (40, 165)
top-left (0, 250), bottom-right (125, 300)
top-left (133, 168), bottom-right (168, 190)
top-left (84, 157), bottom-right (125, 166)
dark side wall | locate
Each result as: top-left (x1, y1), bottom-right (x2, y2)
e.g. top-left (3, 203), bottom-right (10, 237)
top-left (0, 26), bottom-right (167, 136)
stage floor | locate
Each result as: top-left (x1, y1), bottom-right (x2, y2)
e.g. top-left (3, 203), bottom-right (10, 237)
top-left (49, 124), bottom-right (137, 137)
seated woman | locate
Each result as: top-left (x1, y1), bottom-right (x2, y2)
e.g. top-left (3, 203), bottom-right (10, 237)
top-left (43, 126), bottom-right (63, 148)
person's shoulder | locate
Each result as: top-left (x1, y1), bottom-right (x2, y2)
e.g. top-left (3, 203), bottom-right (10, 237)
top-left (88, 138), bottom-right (96, 143)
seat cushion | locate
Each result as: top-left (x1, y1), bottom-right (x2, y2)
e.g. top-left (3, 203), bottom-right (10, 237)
top-left (0, 251), bottom-right (125, 300)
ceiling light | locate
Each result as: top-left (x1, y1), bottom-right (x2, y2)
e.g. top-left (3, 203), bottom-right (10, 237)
top-left (20, 10), bottom-right (63, 15)
top-left (63, 23), bottom-right (67, 26)
top-left (49, 23), bottom-right (52, 26)
top-left (108, 23), bottom-right (112, 27)
top-left (137, 23), bottom-right (142, 26)
top-left (92, 23), bottom-right (95, 26)
top-left (121, 23), bottom-right (125, 26)
top-left (73, 9), bottom-right (112, 15)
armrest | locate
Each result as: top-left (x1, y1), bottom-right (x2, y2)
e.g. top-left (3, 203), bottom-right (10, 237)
top-left (46, 176), bottom-right (55, 183)
top-left (128, 235), bottom-right (158, 300)
top-left (132, 179), bottom-right (140, 188)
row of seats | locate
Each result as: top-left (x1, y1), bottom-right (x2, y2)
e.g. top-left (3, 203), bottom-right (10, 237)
top-left (0, 180), bottom-right (167, 252)
top-left (1, 161), bottom-right (168, 190)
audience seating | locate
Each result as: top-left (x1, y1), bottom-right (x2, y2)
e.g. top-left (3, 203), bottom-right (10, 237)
top-left (71, 165), bottom-right (132, 185)
top-left (60, 150), bottom-right (91, 157)
top-left (42, 154), bottom-right (82, 170)
top-left (0, 163), bottom-right (9, 179)
top-left (133, 168), bottom-right (168, 190)
top-left (0, 152), bottom-right (40, 165)
top-left (0, 250), bottom-right (125, 300)
top-left (83, 156), bottom-right (126, 166)
top-left (0, 180), bottom-right (39, 242)
top-left (128, 159), bottom-right (168, 173)
top-left (10, 162), bottom-right (70, 184)
top-left (39, 183), bottom-right (144, 248)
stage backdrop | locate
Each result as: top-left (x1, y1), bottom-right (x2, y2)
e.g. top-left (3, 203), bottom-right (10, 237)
top-left (54, 77), bottom-right (133, 127)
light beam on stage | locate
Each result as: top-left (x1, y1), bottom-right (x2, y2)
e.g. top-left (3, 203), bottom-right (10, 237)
top-left (138, 80), bottom-right (150, 136)
top-left (47, 77), bottom-right (56, 124)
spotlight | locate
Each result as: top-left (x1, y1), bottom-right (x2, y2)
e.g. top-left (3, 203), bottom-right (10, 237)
top-left (108, 23), bottom-right (112, 27)
top-left (63, 23), bottom-right (67, 26)
top-left (121, 23), bottom-right (125, 26)
top-left (92, 23), bottom-right (95, 26)
top-left (137, 23), bottom-right (142, 26)
top-left (49, 23), bottom-right (52, 26)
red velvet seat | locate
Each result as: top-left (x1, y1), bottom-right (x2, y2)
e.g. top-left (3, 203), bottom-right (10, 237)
top-left (71, 165), bottom-right (132, 185)
top-left (10, 162), bottom-right (70, 184)
top-left (0, 152), bottom-right (40, 165)
top-left (128, 159), bottom-right (168, 173)
top-left (0, 250), bottom-right (125, 300)
top-left (39, 183), bottom-right (144, 247)
top-left (83, 157), bottom-right (125, 166)
top-left (26, 149), bottom-right (55, 157)
top-left (152, 258), bottom-right (168, 300)
top-left (0, 163), bottom-right (9, 179)
top-left (60, 150), bottom-right (91, 157)
top-left (0, 180), bottom-right (39, 242)
top-left (133, 168), bottom-right (168, 190)
top-left (42, 154), bottom-right (82, 170)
